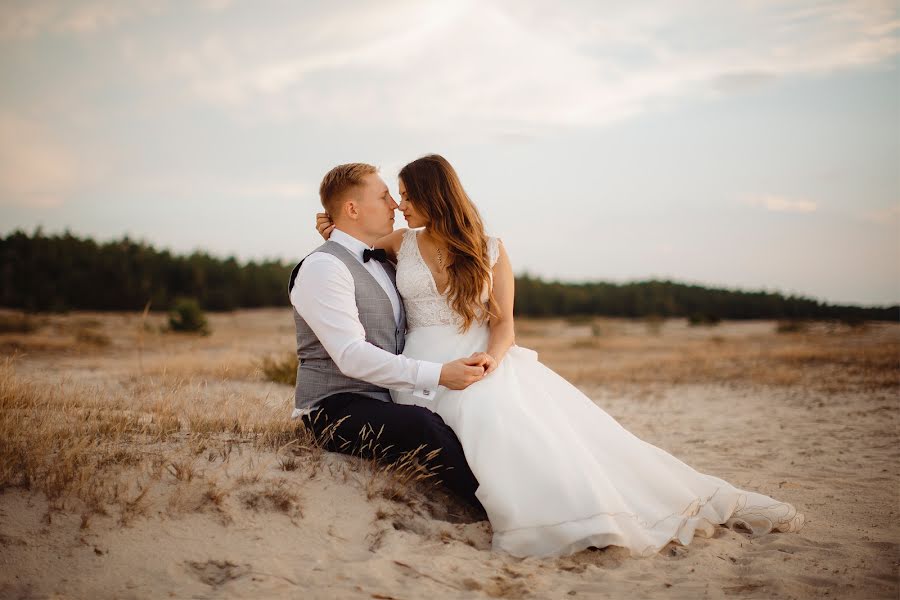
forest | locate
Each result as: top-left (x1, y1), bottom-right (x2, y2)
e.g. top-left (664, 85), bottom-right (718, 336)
top-left (1, 229), bottom-right (896, 321)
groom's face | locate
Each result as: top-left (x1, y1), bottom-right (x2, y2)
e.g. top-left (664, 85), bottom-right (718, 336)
top-left (354, 173), bottom-right (398, 238)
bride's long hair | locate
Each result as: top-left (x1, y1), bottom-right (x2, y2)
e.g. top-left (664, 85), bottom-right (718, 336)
top-left (399, 154), bottom-right (499, 332)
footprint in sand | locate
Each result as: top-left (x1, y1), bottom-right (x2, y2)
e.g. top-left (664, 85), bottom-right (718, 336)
top-left (862, 540), bottom-right (898, 553)
top-left (794, 575), bottom-right (839, 589)
top-left (749, 535), bottom-right (847, 558)
top-left (186, 559), bottom-right (250, 587)
top-left (663, 544), bottom-right (689, 560)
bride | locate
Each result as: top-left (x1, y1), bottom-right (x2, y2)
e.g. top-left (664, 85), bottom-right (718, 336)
top-left (315, 154), bottom-right (804, 558)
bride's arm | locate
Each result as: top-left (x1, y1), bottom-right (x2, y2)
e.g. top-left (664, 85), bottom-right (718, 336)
top-left (315, 212), bottom-right (405, 261)
top-left (374, 228), bottom-right (406, 262)
top-left (484, 241), bottom-right (515, 372)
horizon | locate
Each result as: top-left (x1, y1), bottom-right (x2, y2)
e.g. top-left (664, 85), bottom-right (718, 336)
top-left (1, 1), bottom-right (898, 306)
top-left (4, 224), bottom-right (896, 310)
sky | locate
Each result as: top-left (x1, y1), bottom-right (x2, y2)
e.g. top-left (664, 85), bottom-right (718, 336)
top-left (0, 0), bottom-right (898, 306)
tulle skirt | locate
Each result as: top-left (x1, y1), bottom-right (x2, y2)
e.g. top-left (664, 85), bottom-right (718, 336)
top-left (391, 324), bottom-right (804, 558)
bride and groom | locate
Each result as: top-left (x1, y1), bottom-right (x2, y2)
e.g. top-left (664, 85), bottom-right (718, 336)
top-left (288, 155), bottom-right (804, 558)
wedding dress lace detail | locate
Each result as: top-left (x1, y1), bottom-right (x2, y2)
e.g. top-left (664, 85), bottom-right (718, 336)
top-left (396, 229), bottom-right (500, 330)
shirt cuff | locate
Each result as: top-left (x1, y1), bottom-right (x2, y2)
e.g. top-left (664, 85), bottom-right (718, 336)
top-left (291, 407), bottom-right (314, 420)
top-left (412, 360), bottom-right (442, 400)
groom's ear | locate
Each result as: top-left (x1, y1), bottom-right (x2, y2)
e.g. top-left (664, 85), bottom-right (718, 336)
top-left (343, 199), bottom-right (359, 221)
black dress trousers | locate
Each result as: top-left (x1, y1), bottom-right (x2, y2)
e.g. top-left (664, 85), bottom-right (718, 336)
top-left (301, 392), bottom-right (483, 511)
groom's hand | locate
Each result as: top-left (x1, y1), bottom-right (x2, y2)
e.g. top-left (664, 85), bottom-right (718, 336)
top-left (316, 212), bottom-right (335, 240)
top-left (467, 352), bottom-right (497, 375)
top-left (439, 358), bottom-right (485, 390)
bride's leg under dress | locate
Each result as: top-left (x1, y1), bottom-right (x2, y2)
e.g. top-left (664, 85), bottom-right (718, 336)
top-left (393, 325), bottom-right (804, 558)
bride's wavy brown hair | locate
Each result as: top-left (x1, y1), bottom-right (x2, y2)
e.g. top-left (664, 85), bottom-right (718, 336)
top-left (399, 154), bottom-right (499, 332)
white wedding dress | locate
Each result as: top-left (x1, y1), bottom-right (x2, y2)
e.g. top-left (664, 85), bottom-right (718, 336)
top-left (390, 229), bottom-right (804, 558)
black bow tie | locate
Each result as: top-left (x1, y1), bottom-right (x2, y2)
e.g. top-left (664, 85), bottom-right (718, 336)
top-left (363, 248), bottom-right (388, 263)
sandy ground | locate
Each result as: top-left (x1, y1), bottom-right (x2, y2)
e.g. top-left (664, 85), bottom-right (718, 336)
top-left (0, 309), bottom-right (898, 599)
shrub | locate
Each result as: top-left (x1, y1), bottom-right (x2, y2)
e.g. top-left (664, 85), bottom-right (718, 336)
top-left (260, 353), bottom-right (298, 386)
top-left (168, 298), bottom-right (210, 335)
top-left (75, 328), bottom-right (111, 347)
top-left (776, 320), bottom-right (808, 334)
top-left (839, 315), bottom-right (866, 329)
top-left (565, 315), bottom-right (594, 326)
top-left (0, 313), bottom-right (38, 334)
top-left (643, 314), bottom-right (665, 335)
top-left (688, 313), bottom-right (721, 327)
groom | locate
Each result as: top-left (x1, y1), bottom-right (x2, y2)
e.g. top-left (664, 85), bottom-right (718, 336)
top-left (288, 162), bottom-right (486, 510)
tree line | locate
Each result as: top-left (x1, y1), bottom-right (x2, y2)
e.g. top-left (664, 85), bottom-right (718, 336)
top-left (1, 229), bottom-right (896, 321)
top-left (0, 229), bottom-right (286, 312)
top-left (514, 276), bottom-right (896, 321)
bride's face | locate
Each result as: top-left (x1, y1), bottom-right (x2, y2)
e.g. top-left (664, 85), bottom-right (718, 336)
top-left (398, 178), bottom-right (428, 228)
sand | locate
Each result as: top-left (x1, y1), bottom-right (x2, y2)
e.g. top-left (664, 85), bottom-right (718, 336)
top-left (1, 309), bottom-right (897, 599)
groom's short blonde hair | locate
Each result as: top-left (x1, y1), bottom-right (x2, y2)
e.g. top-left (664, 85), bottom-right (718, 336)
top-left (319, 162), bottom-right (378, 217)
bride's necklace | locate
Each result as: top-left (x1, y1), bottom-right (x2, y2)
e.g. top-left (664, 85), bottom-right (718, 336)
top-left (436, 246), bottom-right (445, 271)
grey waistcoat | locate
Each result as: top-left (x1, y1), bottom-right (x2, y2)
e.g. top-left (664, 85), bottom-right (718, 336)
top-left (288, 241), bottom-right (406, 413)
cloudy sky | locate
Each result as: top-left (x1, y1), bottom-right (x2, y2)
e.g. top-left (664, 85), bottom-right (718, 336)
top-left (1, 0), bottom-right (898, 305)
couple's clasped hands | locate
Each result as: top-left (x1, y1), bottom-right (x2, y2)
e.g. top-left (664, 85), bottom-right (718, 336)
top-left (439, 352), bottom-right (498, 390)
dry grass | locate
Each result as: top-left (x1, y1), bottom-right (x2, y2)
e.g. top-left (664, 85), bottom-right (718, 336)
top-left (163, 476), bottom-right (234, 525)
top-left (136, 351), bottom-right (260, 380)
top-left (0, 359), bottom-right (449, 528)
top-left (0, 312), bottom-right (40, 334)
top-left (0, 356), bottom-right (308, 521)
top-left (296, 409), bottom-right (453, 514)
top-left (516, 318), bottom-right (899, 393)
top-left (74, 327), bottom-right (111, 347)
top-left (776, 320), bottom-right (809, 334)
top-left (240, 478), bottom-right (304, 519)
top-left (1, 309), bottom-right (896, 600)
top-left (364, 445), bottom-right (444, 505)
top-left (259, 352), bottom-right (298, 385)
top-left (1, 310), bottom-right (896, 529)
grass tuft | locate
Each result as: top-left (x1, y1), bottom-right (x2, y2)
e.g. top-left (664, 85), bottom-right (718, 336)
top-left (260, 353), bottom-right (298, 385)
top-left (74, 328), bottom-right (112, 347)
top-left (0, 313), bottom-right (39, 334)
top-left (776, 320), bottom-right (808, 334)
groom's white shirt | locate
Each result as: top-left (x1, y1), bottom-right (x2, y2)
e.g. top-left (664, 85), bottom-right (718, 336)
top-left (289, 228), bottom-right (442, 419)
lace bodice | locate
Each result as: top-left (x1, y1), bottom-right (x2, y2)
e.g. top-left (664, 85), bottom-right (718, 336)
top-left (396, 229), bottom-right (501, 330)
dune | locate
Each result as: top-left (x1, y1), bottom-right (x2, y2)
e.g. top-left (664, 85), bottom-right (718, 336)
top-left (1, 309), bottom-right (897, 599)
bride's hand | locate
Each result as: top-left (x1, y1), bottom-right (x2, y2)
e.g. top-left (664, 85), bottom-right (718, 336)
top-left (468, 352), bottom-right (498, 376)
top-left (316, 212), bottom-right (335, 240)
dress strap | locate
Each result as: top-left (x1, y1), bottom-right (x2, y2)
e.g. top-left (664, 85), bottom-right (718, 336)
top-left (488, 237), bottom-right (502, 267)
top-left (398, 228), bottom-right (417, 259)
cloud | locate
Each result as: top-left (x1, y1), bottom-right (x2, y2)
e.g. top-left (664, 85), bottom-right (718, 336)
top-left (0, 0), bottom-right (232, 39)
top-left (231, 182), bottom-right (311, 200)
top-left (123, 0), bottom-right (899, 134)
top-left (119, 174), bottom-right (313, 202)
top-left (196, 0), bottom-right (231, 11)
top-left (712, 70), bottom-right (779, 94)
top-left (0, 0), bottom-right (166, 38)
top-left (862, 204), bottom-right (900, 224)
top-left (745, 195), bottom-right (818, 214)
top-left (56, 2), bottom-right (155, 34)
top-left (3, 1), bottom-right (899, 140)
top-left (0, 114), bottom-right (88, 207)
